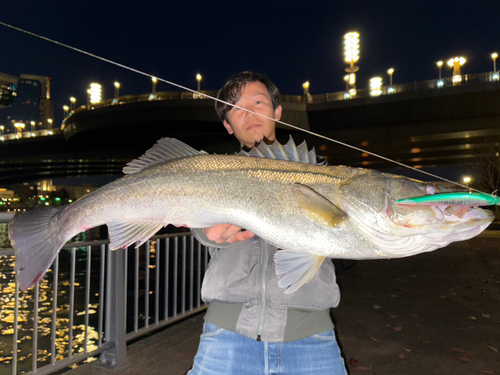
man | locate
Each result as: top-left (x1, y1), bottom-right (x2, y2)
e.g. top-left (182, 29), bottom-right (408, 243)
top-left (188, 72), bottom-right (347, 374)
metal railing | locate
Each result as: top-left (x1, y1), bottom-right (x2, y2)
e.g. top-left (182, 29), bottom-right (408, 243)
top-left (0, 231), bottom-right (208, 375)
top-left (309, 71), bottom-right (499, 103)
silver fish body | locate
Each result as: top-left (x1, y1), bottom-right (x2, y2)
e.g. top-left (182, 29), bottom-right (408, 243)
top-left (9, 138), bottom-right (494, 292)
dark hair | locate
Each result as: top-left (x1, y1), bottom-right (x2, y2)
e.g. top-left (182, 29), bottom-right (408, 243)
top-left (215, 71), bottom-right (281, 123)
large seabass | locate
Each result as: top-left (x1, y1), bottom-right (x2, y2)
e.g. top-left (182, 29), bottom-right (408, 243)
top-left (9, 137), bottom-right (494, 292)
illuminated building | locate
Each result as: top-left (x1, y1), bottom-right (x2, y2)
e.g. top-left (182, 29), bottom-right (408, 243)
top-left (0, 72), bottom-right (54, 134)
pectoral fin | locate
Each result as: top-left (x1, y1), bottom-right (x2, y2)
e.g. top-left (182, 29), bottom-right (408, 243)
top-left (291, 183), bottom-right (347, 228)
top-left (107, 220), bottom-right (165, 250)
top-left (274, 249), bottom-right (327, 294)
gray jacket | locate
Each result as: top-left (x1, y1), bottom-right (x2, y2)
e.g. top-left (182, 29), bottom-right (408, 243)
top-left (193, 229), bottom-right (341, 342)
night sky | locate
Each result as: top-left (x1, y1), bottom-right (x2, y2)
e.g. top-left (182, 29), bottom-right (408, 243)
top-left (1, 0), bottom-right (499, 126)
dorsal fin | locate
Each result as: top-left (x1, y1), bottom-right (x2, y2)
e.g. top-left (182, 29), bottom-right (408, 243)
top-left (237, 136), bottom-right (319, 165)
top-left (123, 138), bottom-right (206, 175)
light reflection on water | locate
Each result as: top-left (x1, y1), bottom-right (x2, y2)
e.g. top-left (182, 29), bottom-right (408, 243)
top-left (0, 223), bottom-right (9, 249)
top-left (0, 223), bottom-right (103, 374)
top-left (0, 223), bottom-right (197, 374)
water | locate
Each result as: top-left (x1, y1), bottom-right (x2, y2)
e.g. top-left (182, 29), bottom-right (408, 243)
top-left (0, 223), bottom-right (9, 249)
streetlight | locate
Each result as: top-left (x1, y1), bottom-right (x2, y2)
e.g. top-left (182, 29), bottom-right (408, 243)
top-left (47, 118), bottom-right (53, 131)
top-left (437, 61), bottom-right (443, 79)
top-left (343, 75), bottom-right (349, 92)
top-left (114, 82), bottom-right (120, 101)
top-left (447, 57), bottom-right (466, 84)
top-left (436, 61), bottom-right (444, 88)
top-left (30, 121), bottom-right (35, 136)
top-left (151, 77), bottom-right (157, 97)
top-left (196, 74), bottom-right (202, 92)
top-left (14, 122), bottom-right (25, 137)
top-left (89, 83), bottom-right (102, 104)
top-left (63, 105), bottom-right (69, 118)
top-left (463, 176), bottom-right (471, 187)
top-left (70, 97), bottom-right (76, 111)
top-left (302, 81), bottom-right (310, 103)
top-left (369, 77), bottom-right (382, 96)
top-left (491, 53), bottom-right (498, 81)
top-left (387, 68), bottom-right (394, 86)
top-left (344, 32), bottom-right (360, 97)
top-left (0, 125), bottom-right (4, 136)
top-left (302, 81), bottom-right (309, 95)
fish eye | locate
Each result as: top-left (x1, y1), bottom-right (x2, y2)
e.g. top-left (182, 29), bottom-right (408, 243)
top-left (425, 185), bottom-right (436, 195)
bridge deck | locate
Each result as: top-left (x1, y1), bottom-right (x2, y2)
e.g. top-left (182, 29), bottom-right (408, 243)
top-left (70, 231), bottom-right (500, 375)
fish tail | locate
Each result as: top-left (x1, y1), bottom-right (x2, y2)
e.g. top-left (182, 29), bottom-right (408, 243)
top-left (8, 207), bottom-right (69, 291)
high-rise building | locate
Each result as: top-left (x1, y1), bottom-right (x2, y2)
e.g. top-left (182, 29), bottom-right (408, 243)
top-left (0, 72), bottom-right (54, 134)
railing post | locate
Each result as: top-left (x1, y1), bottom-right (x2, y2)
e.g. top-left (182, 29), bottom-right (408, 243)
top-left (98, 247), bottom-right (127, 369)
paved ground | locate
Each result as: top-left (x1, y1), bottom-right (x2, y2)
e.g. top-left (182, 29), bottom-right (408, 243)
top-left (71, 232), bottom-right (500, 374)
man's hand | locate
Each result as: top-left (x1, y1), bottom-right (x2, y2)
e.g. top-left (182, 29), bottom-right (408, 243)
top-left (203, 224), bottom-right (255, 244)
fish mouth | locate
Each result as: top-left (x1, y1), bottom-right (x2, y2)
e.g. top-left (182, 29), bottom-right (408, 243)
top-left (431, 205), bottom-right (494, 227)
top-left (385, 192), bottom-right (495, 232)
top-left (350, 202), bottom-right (494, 258)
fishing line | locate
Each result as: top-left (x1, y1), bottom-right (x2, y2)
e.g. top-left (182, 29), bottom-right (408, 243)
top-left (0, 21), bottom-right (487, 194)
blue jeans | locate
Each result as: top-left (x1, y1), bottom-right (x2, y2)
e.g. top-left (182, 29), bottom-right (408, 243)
top-left (188, 322), bottom-right (348, 375)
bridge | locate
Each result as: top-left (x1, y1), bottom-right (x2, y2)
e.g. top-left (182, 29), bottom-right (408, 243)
top-left (1, 72), bottom-right (499, 184)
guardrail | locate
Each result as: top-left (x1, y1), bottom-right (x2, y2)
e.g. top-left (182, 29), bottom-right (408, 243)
top-left (0, 232), bottom-right (208, 375)
top-left (309, 71), bottom-right (499, 103)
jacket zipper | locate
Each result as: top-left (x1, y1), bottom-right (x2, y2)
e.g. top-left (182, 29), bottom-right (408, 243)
top-left (256, 240), bottom-right (270, 341)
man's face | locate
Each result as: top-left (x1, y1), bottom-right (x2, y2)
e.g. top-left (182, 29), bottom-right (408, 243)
top-left (223, 81), bottom-right (282, 148)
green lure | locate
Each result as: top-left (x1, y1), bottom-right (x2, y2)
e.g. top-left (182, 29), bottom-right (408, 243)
top-left (396, 192), bottom-right (500, 206)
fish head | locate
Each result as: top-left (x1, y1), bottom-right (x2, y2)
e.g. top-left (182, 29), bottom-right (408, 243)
top-left (338, 172), bottom-right (494, 256)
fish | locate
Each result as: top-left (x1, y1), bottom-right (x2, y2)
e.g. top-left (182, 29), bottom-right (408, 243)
top-left (8, 137), bottom-right (494, 293)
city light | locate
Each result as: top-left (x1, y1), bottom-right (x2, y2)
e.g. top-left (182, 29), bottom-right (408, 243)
top-left (448, 57), bottom-right (466, 85)
top-left (151, 77), bottom-right (157, 98)
top-left (492, 53), bottom-right (498, 80)
top-left (302, 81), bottom-right (310, 95)
top-left (437, 61), bottom-right (443, 79)
top-left (387, 68), bottom-right (394, 85)
top-left (14, 122), bottom-right (24, 139)
top-left (344, 32), bottom-right (360, 97)
top-left (344, 32), bottom-right (360, 64)
top-left (369, 77), bottom-right (382, 96)
top-left (196, 74), bottom-right (202, 92)
top-left (387, 68), bottom-right (395, 93)
top-left (89, 83), bottom-right (102, 104)
top-left (114, 82), bottom-right (120, 102)
top-left (343, 75), bottom-right (349, 92)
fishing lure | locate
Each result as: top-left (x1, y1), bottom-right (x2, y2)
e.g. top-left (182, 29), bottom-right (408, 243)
top-left (396, 191), bottom-right (500, 206)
